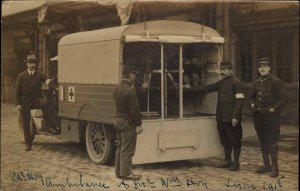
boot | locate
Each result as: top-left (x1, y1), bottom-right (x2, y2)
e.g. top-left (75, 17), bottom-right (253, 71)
top-left (229, 148), bottom-right (241, 171)
top-left (24, 145), bottom-right (31, 151)
top-left (269, 144), bottom-right (279, 177)
top-left (215, 148), bottom-right (232, 168)
top-left (215, 160), bottom-right (232, 168)
top-left (256, 165), bottom-right (271, 173)
top-left (256, 146), bottom-right (271, 173)
top-left (122, 173), bottom-right (142, 181)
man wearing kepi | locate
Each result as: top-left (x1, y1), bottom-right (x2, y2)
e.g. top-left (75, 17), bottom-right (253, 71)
top-left (250, 58), bottom-right (287, 177)
top-left (113, 64), bottom-right (143, 181)
top-left (15, 53), bottom-right (51, 151)
top-left (189, 60), bottom-right (245, 171)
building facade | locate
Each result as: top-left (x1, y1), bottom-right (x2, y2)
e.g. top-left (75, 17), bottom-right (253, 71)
top-left (2, 1), bottom-right (299, 123)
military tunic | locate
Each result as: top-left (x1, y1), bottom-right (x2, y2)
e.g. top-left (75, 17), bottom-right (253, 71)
top-left (113, 80), bottom-right (142, 177)
top-left (250, 74), bottom-right (286, 114)
top-left (192, 75), bottom-right (245, 161)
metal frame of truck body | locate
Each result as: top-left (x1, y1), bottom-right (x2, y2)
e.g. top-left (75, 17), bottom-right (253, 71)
top-left (57, 20), bottom-right (226, 164)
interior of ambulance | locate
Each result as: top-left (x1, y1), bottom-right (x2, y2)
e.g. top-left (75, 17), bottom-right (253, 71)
top-left (123, 42), bottom-right (221, 119)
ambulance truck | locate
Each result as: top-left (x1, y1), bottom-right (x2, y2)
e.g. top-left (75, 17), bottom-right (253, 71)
top-left (31, 20), bottom-right (249, 165)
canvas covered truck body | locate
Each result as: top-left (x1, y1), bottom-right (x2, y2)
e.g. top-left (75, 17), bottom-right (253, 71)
top-left (57, 20), bottom-right (227, 165)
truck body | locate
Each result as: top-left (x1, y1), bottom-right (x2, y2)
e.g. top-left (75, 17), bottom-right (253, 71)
top-left (51, 20), bottom-right (230, 164)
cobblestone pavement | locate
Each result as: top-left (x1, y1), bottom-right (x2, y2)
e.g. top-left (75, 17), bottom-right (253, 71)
top-left (1, 103), bottom-right (298, 191)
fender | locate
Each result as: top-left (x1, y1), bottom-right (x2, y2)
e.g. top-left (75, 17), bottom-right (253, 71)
top-left (77, 100), bottom-right (98, 121)
top-left (77, 100), bottom-right (116, 140)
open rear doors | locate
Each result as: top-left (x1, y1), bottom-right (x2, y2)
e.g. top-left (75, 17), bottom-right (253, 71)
top-left (123, 42), bottom-right (222, 119)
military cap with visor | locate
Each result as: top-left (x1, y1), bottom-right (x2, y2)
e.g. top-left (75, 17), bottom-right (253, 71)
top-left (220, 60), bottom-right (233, 69)
top-left (122, 65), bottom-right (137, 76)
top-left (258, 57), bottom-right (271, 67)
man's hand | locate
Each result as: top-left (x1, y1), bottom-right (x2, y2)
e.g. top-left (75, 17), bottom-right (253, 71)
top-left (183, 84), bottom-right (192, 90)
top-left (232, 118), bottom-right (238, 127)
top-left (251, 104), bottom-right (255, 108)
top-left (45, 79), bottom-right (51, 85)
top-left (142, 82), bottom-right (149, 89)
top-left (136, 126), bottom-right (143, 134)
top-left (269, 108), bottom-right (275, 113)
top-left (16, 105), bottom-right (22, 112)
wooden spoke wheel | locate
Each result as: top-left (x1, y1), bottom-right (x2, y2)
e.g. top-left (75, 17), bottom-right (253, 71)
top-left (85, 122), bottom-right (114, 164)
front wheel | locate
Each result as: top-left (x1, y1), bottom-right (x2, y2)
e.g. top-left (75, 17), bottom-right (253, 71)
top-left (85, 122), bottom-right (114, 165)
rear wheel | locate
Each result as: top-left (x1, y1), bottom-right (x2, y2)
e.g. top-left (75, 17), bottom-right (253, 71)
top-left (85, 122), bottom-right (114, 165)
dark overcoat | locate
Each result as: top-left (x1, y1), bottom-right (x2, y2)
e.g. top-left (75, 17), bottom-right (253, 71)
top-left (15, 70), bottom-right (48, 111)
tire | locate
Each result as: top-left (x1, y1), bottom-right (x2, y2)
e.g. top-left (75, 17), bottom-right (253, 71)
top-left (85, 122), bottom-right (114, 165)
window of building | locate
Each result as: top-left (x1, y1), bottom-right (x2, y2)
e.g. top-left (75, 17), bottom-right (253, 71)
top-left (237, 29), bottom-right (297, 84)
top-left (237, 35), bottom-right (253, 82)
top-left (275, 32), bottom-right (294, 83)
top-left (256, 33), bottom-right (273, 61)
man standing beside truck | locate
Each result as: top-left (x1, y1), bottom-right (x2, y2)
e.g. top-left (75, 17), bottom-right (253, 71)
top-left (113, 64), bottom-right (143, 180)
top-left (188, 60), bottom-right (245, 171)
top-left (15, 53), bottom-right (51, 151)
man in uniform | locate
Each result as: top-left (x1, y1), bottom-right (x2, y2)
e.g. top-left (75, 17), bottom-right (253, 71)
top-left (15, 53), bottom-right (51, 151)
top-left (189, 60), bottom-right (245, 171)
top-left (113, 64), bottom-right (143, 180)
top-left (250, 57), bottom-right (287, 177)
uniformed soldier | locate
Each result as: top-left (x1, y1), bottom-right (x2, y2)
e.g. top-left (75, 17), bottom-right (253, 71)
top-left (250, 57), bottom-right (287, 177)
top-left (113, 64), bottom-right (143, 180)
top-left (15, 53), bottom-right (51, 151)
top-left (190, 60), bottom-right (245, 171)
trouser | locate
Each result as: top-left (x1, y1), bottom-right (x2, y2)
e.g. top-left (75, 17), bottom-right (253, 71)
top-left (114, 118), bottom-right (137, 177)
top-left (19, 98), bottom-right (45, 147)
top-left (217, 122), bottom-right (243, 162)
top-left (253, 112), bottom-right (280, 169)
top-left (43, 100), bottom-right (57, 129)
top-left (19, 110), bottom-right (33, 146)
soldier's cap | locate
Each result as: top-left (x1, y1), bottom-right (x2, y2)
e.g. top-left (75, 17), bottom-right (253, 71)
top-left (220, 60), bottom-right (233, 69)
top-left (24, 54), bottom-right (39, 62)
top-left (258, 57), bottom-right (271, 66)
top-left (122, 65), bottom-right (137, 76)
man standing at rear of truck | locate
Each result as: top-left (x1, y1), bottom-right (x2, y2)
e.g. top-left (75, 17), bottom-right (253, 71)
top-left (189, 60), bottom-right (245, 171)
top-left (113, 64), bottom-right (143, 181)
